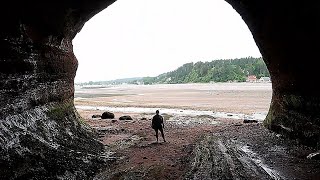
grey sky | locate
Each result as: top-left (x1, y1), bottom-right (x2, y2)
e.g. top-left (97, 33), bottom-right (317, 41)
top-left (73, 0), bottom-right (261, 83)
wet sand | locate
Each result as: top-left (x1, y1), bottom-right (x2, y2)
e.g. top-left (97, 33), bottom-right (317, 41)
top-left (75, 82), bottom-right (272, 114)
top-left (74, 83), bottom-right (320, 180)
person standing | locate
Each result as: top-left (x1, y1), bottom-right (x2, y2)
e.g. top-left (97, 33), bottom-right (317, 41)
top-left (152, 110), bottom-right (166, 143)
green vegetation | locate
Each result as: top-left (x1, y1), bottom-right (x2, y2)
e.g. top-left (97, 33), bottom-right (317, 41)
top-left (142, 57), bottom-right (269, 84)
top-left (47, 102), bottom-right (90, 127)
top-left (75, 57), bottom-right (269, 85)
top-left (46, 102), bottom-right (74, 120)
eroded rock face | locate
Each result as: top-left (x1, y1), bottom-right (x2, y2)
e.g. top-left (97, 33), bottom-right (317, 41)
top-left (0, 1), bottom-right (116, 178)
top-left (0, 27), bottom-right (107, 179)
top-left (226, 1), bottom-right (320, 148)
top-left (1, 0), bottom-right (320, 178)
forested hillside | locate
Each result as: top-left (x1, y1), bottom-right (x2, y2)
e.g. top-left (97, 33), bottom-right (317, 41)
top-left (142, 57), bottom-right (269, 84)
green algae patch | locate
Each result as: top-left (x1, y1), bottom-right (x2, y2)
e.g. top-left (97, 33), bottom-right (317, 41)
top-left (46, 101), bottom-right (74, 120)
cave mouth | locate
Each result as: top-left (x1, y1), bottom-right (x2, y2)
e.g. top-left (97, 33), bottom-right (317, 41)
top-left (2, 0), bottom-right (320, 179)
top-left (72, 0), bottom-right (263, 84)
top-left (72, 0), bottom-right (271, 120)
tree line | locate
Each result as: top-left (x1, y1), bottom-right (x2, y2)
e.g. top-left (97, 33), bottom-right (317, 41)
top-left (141, 57), bottom-right (269, 84)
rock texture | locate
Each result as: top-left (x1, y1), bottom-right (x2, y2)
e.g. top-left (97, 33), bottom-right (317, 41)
top-left (0, 1), bottom-right (116, 179)
top-left (0, 0), bottom-right (320, 179)
top-left (226, 1), bottom-right (320, 148)
top-left (185, 124), bottom-right (320, 180)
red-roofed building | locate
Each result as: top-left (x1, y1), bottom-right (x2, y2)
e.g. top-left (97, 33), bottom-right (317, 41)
top-left (246, 75), bottom-right (257, 82)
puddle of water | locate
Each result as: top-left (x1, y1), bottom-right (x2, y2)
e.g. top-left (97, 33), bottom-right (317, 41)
top-left (75, 105), bottom-right (267, 121)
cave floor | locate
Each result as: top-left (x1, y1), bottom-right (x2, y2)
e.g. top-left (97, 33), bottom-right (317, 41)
top-left (79, 110), bottom-right (320, 180)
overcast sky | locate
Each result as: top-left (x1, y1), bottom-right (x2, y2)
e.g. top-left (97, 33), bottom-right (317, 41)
top-left (73, 0), bottom-right (261, 83)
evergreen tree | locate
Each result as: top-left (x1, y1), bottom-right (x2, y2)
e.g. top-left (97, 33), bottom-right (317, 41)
top-left (142, 57), bottom-right (269, 84)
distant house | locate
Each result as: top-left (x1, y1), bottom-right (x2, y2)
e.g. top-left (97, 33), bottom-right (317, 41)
top-left (246, 75), bottom-right (257, 82)
top-left (259, 77), bottom-right (271, 83)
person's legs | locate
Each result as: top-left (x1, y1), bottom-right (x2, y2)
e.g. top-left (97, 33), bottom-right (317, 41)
top-left (154, 129), bottom-right (159, 142)
top-left (159, 128), bottom-right (166, 142)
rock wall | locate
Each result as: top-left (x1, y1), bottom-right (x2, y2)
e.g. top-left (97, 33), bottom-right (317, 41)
top-left (227, 0), bottom-right (320, 148)
top-left (0, 24), bottom-right (106, 179)
top-left (0, 1), bottom-right (116, 178)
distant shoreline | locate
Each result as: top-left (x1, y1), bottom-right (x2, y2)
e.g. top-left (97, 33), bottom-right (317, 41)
top-left (76, 105), bottom-right (267, 121)
top-left (74, 82), bottom-right (272, 115)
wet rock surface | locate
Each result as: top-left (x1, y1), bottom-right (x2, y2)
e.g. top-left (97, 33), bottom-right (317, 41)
top-left (79, 110), bottom-right (320, 180)
top-left (0, 103), bottom-right (109, 179)
top-left (186, 124), bottom-right (320, 180)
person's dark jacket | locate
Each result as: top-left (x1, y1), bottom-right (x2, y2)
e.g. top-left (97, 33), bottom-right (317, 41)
top-left (152, 114), bottom-right (163, 129)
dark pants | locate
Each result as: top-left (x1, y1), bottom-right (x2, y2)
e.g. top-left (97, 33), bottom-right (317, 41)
top-left (154, 127), bottom-right (165, 142)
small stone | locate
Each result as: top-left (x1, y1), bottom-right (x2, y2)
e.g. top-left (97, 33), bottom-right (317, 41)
top-left (92, 114), bottom-right (101, 118)
top-left (243, 119), bottom-right (258, 123)
top-left (119, 115), bottom-right (133, 120)
top-left (307, 151), bottom-right (320, 160)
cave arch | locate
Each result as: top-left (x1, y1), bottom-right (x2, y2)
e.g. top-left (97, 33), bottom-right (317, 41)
top-left (1, 0), bottom-right (320, 179)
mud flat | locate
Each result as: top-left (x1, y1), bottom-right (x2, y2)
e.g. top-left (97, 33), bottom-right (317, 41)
top-left (75, 83), bottom-right (320, 179)
top-left (75, 82), bottom-right (272, 114)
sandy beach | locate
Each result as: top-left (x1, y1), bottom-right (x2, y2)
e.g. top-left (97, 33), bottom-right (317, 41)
top-left (74, 83), bottom-right (319, 180)
top-left (75, 82), bottom-right (272, 115)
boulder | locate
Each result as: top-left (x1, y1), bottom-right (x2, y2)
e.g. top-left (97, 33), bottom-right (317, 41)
top-left (92, 114), bottom-right (102, 118)
top-left (101, 111), bottom-right (115, 119)
top-left (119, 115), bottom-right (133, 120)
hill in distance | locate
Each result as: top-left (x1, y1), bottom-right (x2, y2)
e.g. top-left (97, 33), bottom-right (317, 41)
top-left (76, 56), bottom-right (269, 85)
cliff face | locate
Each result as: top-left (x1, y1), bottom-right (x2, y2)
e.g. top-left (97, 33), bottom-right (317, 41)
top-left (226, 0), bottom-right (320, 148)
top-left (0, 1), bottom-right (115, 178)
top-left (1, 0), bottom-right (320, 178)
top-left (0, 23), bottom-right (106, 180)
